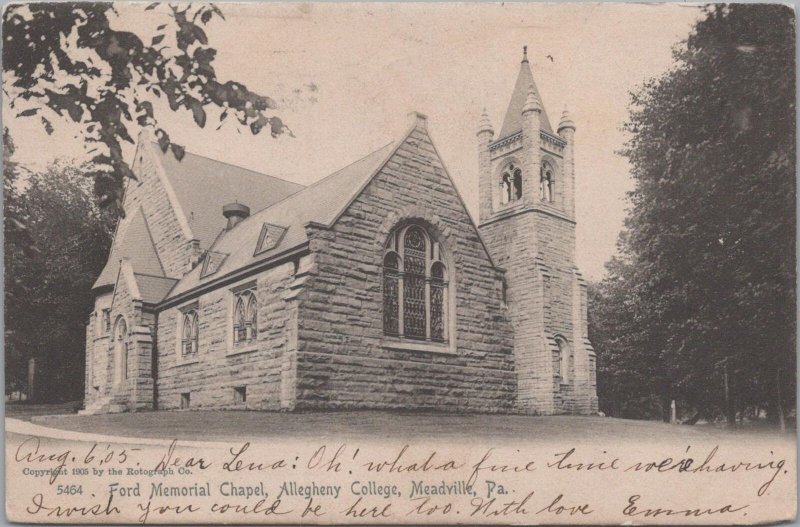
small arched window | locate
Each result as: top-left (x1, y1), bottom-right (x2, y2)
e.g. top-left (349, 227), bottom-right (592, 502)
top-left (181, 310), bottom-right (199, 356)
top-left (430, 261), bottom-right (447, 341)
top-left (500, 163), bottom-right (523, 204)
top-left (383, 225), bottom-right (449, 342)
top-left (555, 336), bottom-right (572, 385)
top-left (233, 288), bottom-right (257, 345)
top-left (113, 316), bottom-right (128, 385)
top-left (540, 162), bottom-right (554, 202)
top-left (513, 170), bottom-right (522, 200)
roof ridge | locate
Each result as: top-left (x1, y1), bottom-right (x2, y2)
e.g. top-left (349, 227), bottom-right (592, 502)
top-left (149, 140), bottom-right (306, 189)
top-left (133, 272), bottom-right (179, 280)
top-left (135, 205), bottom-right (166, 277)
top-left (253, 140), bottom-right (396, 215)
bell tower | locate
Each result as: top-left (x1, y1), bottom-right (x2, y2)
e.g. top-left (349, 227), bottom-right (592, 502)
top-left (477, 47), bottom-right (597, 414)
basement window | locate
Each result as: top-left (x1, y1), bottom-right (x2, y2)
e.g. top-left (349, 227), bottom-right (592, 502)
top-left (180, 393), bottom-right (191, 409)
top-left (234, 386), bottom-right (247, 404)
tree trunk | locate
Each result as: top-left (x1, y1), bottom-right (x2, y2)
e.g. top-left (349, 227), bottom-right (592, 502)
top-left (685, 409), bottom-right (706, 426)
top-left (724, 360), bottom-right (736, 428)
top-left (776, 368), bottom-right (786, 433)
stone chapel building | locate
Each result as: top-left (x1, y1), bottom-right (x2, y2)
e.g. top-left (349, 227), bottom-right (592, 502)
top-left (83, 49), bottom-right (598, 415)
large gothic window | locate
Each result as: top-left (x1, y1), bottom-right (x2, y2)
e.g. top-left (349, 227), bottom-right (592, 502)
top-left (383, 225), bottom-right (449, 342)
top-left (500, 163), bottom-right (523, 205)
top-left (540, 161), bottom-right (554, 202)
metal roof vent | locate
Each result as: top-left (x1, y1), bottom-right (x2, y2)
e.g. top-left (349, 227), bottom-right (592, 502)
top-left (222, 202), bottom-right (250, 230)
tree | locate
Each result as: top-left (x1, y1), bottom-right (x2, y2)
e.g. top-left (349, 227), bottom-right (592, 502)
top-left (601, 4), bottom-right (796, 423)
top-left (3, 3), bottom-right (286, 211)
top-left (5, 162), bottom-right (115, 401)
top-left (4, 128), bottom-right (33, 396)
top-left (588, 257), bottom-right (670, 420)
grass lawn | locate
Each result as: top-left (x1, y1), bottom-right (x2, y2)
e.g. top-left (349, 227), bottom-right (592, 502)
top-left (15, 408), bottom-right (795, 444)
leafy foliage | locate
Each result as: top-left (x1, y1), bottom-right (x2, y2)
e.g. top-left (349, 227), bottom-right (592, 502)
top-left (591, 4), bottom-right (795, 422)
top-left (4, 158), bottom-right (117, 401)
top-left (3, 3), bottom-right (286, 210)
top-left (4, 129), bottom-right (33, 395)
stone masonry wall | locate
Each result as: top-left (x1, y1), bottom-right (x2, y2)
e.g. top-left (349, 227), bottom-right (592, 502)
top-left (295, 120), bottom-right (516, 412)
top-left (479, 211), bottom-right (556, 413)
top-left (83, 268), bottom-right (145, 408)
top-left (530, 211), bottom-right (577, 412)
top-left (85, 292), bottom-right (112, 406)
top-left (155, 262), bottom-right (296, 410)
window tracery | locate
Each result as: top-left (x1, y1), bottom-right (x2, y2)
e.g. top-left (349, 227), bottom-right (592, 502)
top-left (383, 225), bottom-right (449, 343)
top-left (233, 288), bottom-right (257, 346)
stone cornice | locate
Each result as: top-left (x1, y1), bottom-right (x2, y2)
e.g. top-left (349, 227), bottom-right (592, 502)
top-left (489, 131), bottom-right (522, 151)
top-left (478, 206), bottom-right (575, 228)
top-left (489, 130), bottom-right (567, 152)
top-left (156, 243), bottom-right (310, 310)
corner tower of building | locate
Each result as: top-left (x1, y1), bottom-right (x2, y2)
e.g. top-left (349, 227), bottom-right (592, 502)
top-left (477, 47), bottom-right (598, 414)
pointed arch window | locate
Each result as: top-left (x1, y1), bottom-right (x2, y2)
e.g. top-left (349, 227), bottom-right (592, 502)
top-left (181, 310), bottom-right (199, 356)
top-left (383, 253), bottom-right (400, 335)
top-left (555, 336), bottom-right (572, 385)
top-left (113, 316), bottom-right (128, 386)
top-left (233, 288), bottom-right (257, 346)
top-left (430, 261), bottom-right (447, 341)
top-left (540, 162), bottom-right (554, 202)
top-left (383, 225), bottom-right (449, 343)
top-left (500, 163), bottom-right (523, 205)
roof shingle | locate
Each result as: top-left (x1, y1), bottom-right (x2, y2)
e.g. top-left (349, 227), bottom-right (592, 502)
top-left (154, 145), bottom-right (305, 249)
top-left (168, 141), bottom-right (398, 297)
top-left (93, 208), bottom-right (164, 289)
top-left (134, 274), bottom-right (178, 304)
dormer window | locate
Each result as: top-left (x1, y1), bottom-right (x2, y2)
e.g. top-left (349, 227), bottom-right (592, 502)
top-left (500, 163), bottom-right (523, 204)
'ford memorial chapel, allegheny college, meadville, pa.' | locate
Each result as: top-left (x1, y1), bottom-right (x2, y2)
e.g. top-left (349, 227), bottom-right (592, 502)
top-left (83, 48), bottom-right (599, 415)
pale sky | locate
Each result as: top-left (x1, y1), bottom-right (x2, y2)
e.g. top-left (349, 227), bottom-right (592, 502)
top-left (4, 3), bottom-right (703, 280)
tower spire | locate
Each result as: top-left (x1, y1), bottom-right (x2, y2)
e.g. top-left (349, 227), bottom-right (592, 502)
top-left (497, 49), bottom-right (553, 138)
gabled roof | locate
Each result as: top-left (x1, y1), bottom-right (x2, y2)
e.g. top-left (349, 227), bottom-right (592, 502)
top-left (497, 57), bottom-right (554, 139)
top-left (134, 274), bottom-right (179, 304)
top-left (167, 141), bottom-right (398, 297)
top-left (93, 208), bottom-right (164, 289)
top-left (153, 144), bottom-right (305, 249)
